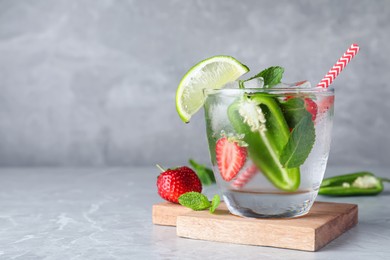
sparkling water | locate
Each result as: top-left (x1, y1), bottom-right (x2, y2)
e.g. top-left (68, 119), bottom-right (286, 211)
top-left (223, 189), bottom-right (317, 218)
top-left (204, 86), bottom-right (334, 218)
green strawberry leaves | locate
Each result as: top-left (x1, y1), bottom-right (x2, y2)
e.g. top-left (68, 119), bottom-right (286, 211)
top-left (178, 192), bottom-right (221, 213)
top-left (189, 159), bottom-right (216, 186)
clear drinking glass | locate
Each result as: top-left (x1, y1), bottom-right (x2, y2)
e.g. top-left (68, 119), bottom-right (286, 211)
top-left (204, 87), bottom-right (334, 218)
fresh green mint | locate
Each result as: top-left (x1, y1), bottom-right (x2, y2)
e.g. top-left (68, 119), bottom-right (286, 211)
top-left (178, 192), bottom-right (221, 213)
top-left (280, 114), bottom-right (315, 168)
top-left (244, 66), bottom-right (284, 88)
top-left (280, 98), bottom-right (308, 128)
top-left (178, 192), bottom-right (211, 210)
top-left (189, 159), bottom-right (216, 186)
top-left (209, 194), bottom-right (221, 213)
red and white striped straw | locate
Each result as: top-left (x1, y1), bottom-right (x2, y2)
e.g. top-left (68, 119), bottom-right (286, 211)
top-left (232, 164), bottom-right (258, 189)
top-left (317, 44), bottom-right (360, 88)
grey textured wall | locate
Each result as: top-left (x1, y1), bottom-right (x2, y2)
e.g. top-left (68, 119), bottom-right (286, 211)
top-left (0, 0), bottom-right (389, 167)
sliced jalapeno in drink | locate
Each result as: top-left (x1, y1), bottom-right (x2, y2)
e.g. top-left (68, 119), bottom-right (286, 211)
top-left (319, 171), bottom-right (390, 196)
top-left (228, 94), bottom-right (300, 192)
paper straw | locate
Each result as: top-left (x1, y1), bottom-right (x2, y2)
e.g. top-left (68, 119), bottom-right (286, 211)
top-left (232, 164), bottom-right (258, 189)
top-left (317, 44), bottom-right (360, 88)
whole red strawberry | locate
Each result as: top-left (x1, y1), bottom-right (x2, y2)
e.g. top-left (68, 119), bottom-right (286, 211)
top-left (157, 166), bottom-right (202, 203)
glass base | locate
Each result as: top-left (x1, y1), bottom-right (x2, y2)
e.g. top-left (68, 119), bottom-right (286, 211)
top-left (223, 189), bottom-right (318, 218)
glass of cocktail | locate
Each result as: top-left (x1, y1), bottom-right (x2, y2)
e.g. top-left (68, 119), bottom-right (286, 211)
top-left (175, 45), bottom-right (358, 218)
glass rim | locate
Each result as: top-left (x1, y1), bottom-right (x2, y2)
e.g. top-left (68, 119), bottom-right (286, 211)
top-left (203, 87), bottom-right (335, 96)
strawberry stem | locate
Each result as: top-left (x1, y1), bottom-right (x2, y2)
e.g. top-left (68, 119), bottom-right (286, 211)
top-left (156, 164), bottom-right (166, 172)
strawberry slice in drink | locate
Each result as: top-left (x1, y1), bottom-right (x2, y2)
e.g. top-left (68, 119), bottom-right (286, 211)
top-left (295, 80), bottom-right (318, 121)
top-left (216, 137), bottom-right (247, 181)
top-left (285, 96), bottom-right (318, 123)
top-left (318, 96), bottom-right (335, 114)
top-left (304, 98), bottom-right (318, 121)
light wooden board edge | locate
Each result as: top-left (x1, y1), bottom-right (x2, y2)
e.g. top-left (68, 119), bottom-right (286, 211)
top-left (152, 202), bottom-right (192, 226)
top-left (153, 201), bottom-right (358, 251)
top-left (174, 203), bottom-right (358, 251)
top-left (176, 213), bottom-right (316, 251)
top-left (314, 204), bottom-right (358, 251)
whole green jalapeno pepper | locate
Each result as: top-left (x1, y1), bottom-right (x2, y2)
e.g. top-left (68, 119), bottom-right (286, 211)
top-left (319, 171), bottom-right (390, 196)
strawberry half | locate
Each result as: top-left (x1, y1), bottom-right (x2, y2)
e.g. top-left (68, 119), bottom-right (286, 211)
top-left (216, 137), bottom-right (247, 181)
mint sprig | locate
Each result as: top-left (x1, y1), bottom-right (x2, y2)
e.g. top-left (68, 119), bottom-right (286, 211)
top-left (189, 159), bottom-right (216, 186)
top-left (280, 114), bottom-right (315, 168)
top-left (244, 66), bottom-right (284, 88)
top-left (178, 192), bottom-right (211, 210)
top-left (178, 192), bottom-right (221, 213)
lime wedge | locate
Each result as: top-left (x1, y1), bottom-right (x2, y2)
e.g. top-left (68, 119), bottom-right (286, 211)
top-left (176, 56), bottom-right (249, 123)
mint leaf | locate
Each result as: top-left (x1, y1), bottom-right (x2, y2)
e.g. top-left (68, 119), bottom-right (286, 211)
top-left (245, 66), bottom-right (284, 88)
top-left (178, 192), bottom-right (211, 210)
top-left (189, 159), bottom-right (216, 186)
top-left (209, 194), bottom-right (221, 213)
top-left (280, 98), bottom-right (308, 128)
top-left (280, 115), bottom-right (315, 168)
top-left (178, 192), bottom-right (221, 213)
top-left (279, 98), bottom-right (316, 168)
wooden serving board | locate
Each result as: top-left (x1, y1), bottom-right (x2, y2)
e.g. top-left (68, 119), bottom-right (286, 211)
top-left (152, 201), bottom-right (358, 251)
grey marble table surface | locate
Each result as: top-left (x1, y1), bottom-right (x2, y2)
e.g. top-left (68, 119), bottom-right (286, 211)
top-left (0, 167), bottom-right (389, 260)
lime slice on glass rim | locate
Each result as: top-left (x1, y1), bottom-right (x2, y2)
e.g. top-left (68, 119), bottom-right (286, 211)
top-left (176, 55), bottom-right (249, 123)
